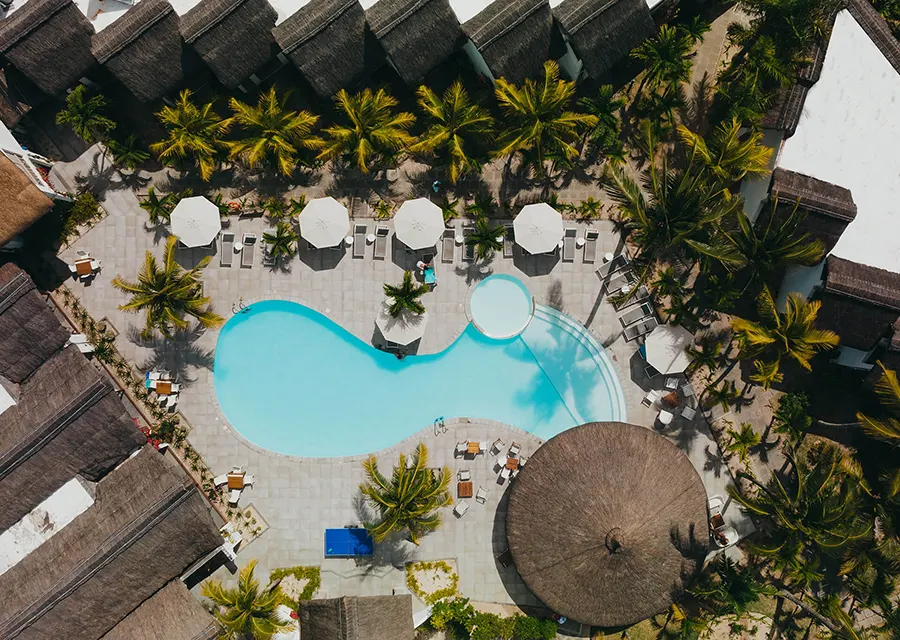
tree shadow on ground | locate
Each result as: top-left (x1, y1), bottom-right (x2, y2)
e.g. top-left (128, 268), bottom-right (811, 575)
top-left (297, 242), bottom-right (348, 271)
top-left (545, 279), bottom-right (564, 312)
top-left (350, 491), bottom-right (419, 575)
top-left (454, 255), bottom-right (494, 285)
top-left (72, 151), bottom-right (152, 196)
top-left (125, 323), bottom-right (215, 385)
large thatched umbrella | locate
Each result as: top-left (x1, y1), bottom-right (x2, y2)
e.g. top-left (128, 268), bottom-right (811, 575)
top-left (506, 422), bottom-right (708, 627)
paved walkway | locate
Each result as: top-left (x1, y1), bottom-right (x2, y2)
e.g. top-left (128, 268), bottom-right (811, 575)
top-left (51, 148), bottom-right (752, 617)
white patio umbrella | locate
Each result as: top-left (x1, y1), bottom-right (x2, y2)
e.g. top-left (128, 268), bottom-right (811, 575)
top-left (299, 197), bottom-right (350, 248)
top-left (393, 198), bottom-right (444, 250)
top-left (644, 324), bottom-right (694, 374)
top-left (376, 302), bottom-right (429, 346)
top-left (170, 196), bottom-right (221, 248)
top-left (513, 203), bottom-right (563, 254)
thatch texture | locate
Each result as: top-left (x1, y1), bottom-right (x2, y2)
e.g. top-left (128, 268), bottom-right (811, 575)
top-left (180, 0), bottom-right (277, 89)
top-left (0, 153), bottom-right (54, 248)
top-left (554, 0), bottom-right (653, 79)
top-left (0, 446), bottom-right (223, 640)
top-left (824, 256), bottom-right (900, 311)
top-left (0, 345), bottom-right (146, 532)
top-left (366, 0), bottom-right (462, 84)
top-left (91, 0), bottom-right (185, 102)
top-left (0, 68), bottom-right (33, 128)
top-left (463, 0), bottom-right (555, 83)
top-left (100, 580), bottom-right (219, 640)
top-left (506, 422), bottom-right (708, 627)
top-left (272, 0), bottom-right (368, 98)
top-left (0, 0), bottom-right (96, 97)
top-left (298, 595), bottom-right (415, 640)
top-left (817, 291), bottom-right (898, 350)
top-left (0, 263), bottom-right (68, 382)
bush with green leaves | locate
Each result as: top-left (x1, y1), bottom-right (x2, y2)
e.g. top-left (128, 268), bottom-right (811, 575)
top-left (268, 566), bottom-right (321, 608)
top-left (428, 598), bottom-right (556, 639)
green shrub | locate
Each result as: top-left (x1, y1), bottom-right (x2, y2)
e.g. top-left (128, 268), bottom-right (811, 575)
top-left (62, 191), bottom-right (102, 242)
top-left (268, 566), bottom-right (321, 608)
top-left (406, 560), bottom-right (459, 605)
top-left (430, 597), bottom-right (475, 633)
top-left (512, 615), bottom-right (557, 639)
top-left (429, 598), bottom-right (555, 640)
top-left (470, 612), bottom-right (515, 640)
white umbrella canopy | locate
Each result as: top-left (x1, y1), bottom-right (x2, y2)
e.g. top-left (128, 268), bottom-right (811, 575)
top-left (376, 303), bottom-right (429, 346)
top-left (170, 196), bottom-right (221, 248)
top-left (299, 197), bottom-right (350, 248)
top-left (394, 198), bottom-right (444, 250)
top-left (645, 324), bottom-right (694, 374)
top-left (513, 203), bottom-right (564, 254)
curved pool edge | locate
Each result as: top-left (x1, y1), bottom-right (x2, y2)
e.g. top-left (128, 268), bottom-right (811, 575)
top-left (465, 274), bottom-right (535, 340)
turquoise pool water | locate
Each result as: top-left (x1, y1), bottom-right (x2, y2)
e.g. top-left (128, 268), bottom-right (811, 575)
top-left (469, 274), bottom-right (534, 338)
top-left (213, 300), bottom-right (626, 457)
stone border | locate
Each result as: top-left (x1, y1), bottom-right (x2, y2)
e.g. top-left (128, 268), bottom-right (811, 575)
top-left (464, 274), bottom-right (536, 340)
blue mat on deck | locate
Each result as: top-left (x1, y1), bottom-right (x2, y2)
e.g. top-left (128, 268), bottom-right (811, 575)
top-left (324, 528), bottom-right (374, 557)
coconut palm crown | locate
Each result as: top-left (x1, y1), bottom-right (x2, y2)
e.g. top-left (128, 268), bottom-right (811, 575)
top-left (466, 215), bottom-right (505, 260)
top-left (857, 362), bottom-right (900, 445)
top-left (262, 221), bottom-right (299, 259)
top-left (201, 560), bottom-right (292, 640)
top-left (112, 235), bottom-right (224, 339)
top-left (151, 89), bottom-right (224, 181)
top-left (677, 118), bottom-right (774, 187)
top-left (383, 271), bottom-right (429, 317)
top-left (56, 85), bottom-right (116, 144)
top-left (631, 25), bottom-right (696, 91)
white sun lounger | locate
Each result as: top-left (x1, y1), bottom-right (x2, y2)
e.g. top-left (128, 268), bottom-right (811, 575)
top-left (596, 253), bottom-right (629, 279)
top-left (241, 233), bottom-right (256, 268)
top-left (453, 501), bottom-right (469, 517)
top-left (476, 486), bottom-right (488, 504)
top-left (619, 302), bottom-right (654, 327)
top-left (441, 228), bottom-right (455, 263)
top-left (503, 223), bottom-right (515, 258)
top-left (353, 224), bottom-right (366, 258)
top-left (583, 229), bottom-right (599, 263)
top-left (500, 467), bottom-right (511, 481)
top-left (462, 226), bottom-right (475, 262)
top-left (455, 441), bottom-right (467, 456)
top-left (624, 317), bottom-right (659, 341)
top-left (220, 232), bottom-right (234, 267)
top-left (374, 226), bottom-right (389, 260)
top-left (213, 474), bottom-right (228, 487)
top-left (605, 270), bottom-right (637, 294)
top-left (229, 488), bottom-right (242, 506)
top-left (562, 228), bottom-right (577, 262)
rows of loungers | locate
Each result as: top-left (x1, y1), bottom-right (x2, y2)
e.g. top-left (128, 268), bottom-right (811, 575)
top-left (595, 252), bottom-right (659, 341)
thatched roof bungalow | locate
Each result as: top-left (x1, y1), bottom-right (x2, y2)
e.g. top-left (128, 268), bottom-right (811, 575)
top-left (506, 422), bottom-right (707, 627)
top-left (552, 0), bottom-right (653, 79)
top-left (179, 0), bottom-right (278, 89)
top-left (0, 446), bottom-right (223, 640)
top-left (0, 154), bottom-right (53, 249)
top-left (364, 0), bottom-right (462, 84)
top-left (100, 580), bottom-right (219, 640)
top-left (0, 0), bottom-right (96, 97)
top-left (272, 0), bottom-right (368, 98)
top-left (298, 595), bottom-right (415, 640)
top-left (92, 0), bottom-right (185, 102)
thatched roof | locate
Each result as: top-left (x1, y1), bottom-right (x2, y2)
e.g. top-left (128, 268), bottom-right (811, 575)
top-left (100, 580), bottom-right (219, 640)
top-left (553, 0), bottom-right (653, 79)
top-left (0, 345), bottom-right (146, 532)
top-left (0, 0), bottom-right (96, 97)
top-left (0, 68), bottom-right (33, 128)
top-left (91, 0), bottom-right (185, 102)
top-left (817, 291), bottom-right (898, 351)
top-left (463, 0), bottom-right (555, 83)
top-left (0, 446), bottom-right (223, 640)
top-left (180, 0), bottom-right (277, 89)
top-left (769, 168), bottom-right (856, 253)
top-left (0, 153), bottom-right (54, 248)
top-left (298, 595), bottom-right (415, 640)
top-left (272, 0), bottom-right (368, 98)
top-left (366, 0), bottom-right (462, 84)
top-left (0, 263), bottom-right (69, 383)
top-left (824, 256), bottom-right (900, 311)
top-left (506, 422), bottom-right (708, 627)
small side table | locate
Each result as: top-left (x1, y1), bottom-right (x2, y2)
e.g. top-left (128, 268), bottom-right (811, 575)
top-left (344, 236), bottom-right (353, 246)
top-left (575, 237), bottom-right (586, 248)
top-left (455, 234), bottom-right (464, 245)
top-left (366, 233), bottom-right (376, 244)
top-left (603, 252), bottom-right (614, 262)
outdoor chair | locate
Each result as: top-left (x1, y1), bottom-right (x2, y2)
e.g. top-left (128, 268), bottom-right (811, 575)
top-left (665, 377), bottom-right (679, 390)
top-left (613, 285), bottom-right (650, 311)
top-left (462, 226), bottom-right (475, 262)
top-left (562, 228), bottom-right (577, 262)
top-left (165, 394), bottom-right (178, 408)
top-left (455, 441), bottom-right (467, 457)
top-left (458, 469), bottom-right (471, 481)
top-left (518, 456), bottom-right (527, 467)
top-left (657, 409), bottom-right (675, 426)
top-left (642, 389), bottom-right (663, 407)
top-left (441, 228), bottom-right (455, 263)
top-left (682, 383), bottom-right (696, 399)
top-left (76, 249), bottom-right (89, 258)
top-left (220, 232), bottom-right (234, 267)
top-left (476, 486), bottom-right (488, 504)
top-left (495, 454), bottom-right (507, 471)
top-left (624, 317), bottom-right (659, 341)
top-left (244, 474), bottom-right (255, 487)
top-left (373, 226), bottom-right (389, 260)
top-left (596, 253), bottom-right (629, 279)
top-left (583, 229), bottom-right (599, 263)
top-left (618, 302), bottom-right (654, 327)
top-left (229, 488), bottom-right (242, 506)
top-left (453, 501), bottom-right (469, 517)
top-left (681, 406), bottom-right (697, 421)
top-left (503, 223), bottom-right (515, 258)
top-left (605, 270), bottom-right (637, 294)
top-left (509, 442), bottom-right (521, 457)
top-left (353, 224), bottom-right (366, 259)
top-left (490, 438), bottom-right (504, 455)
top-left (213, 474), bottom-right (228, 487)
top-left (644, 364), bottom-right (660, 379)
top-left (241, 233), bottom-right (256, 268)
top-left (500, 467), bottom-right (511, 481)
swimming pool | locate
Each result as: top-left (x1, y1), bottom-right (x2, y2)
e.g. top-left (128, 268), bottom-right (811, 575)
top-left (468, 274), bottom-right (534, 339)
top-left (213, 300), bottom-right (626, 457)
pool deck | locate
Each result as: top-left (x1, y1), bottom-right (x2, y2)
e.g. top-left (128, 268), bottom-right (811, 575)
top-left (53, 156), bottom-right (753, 620)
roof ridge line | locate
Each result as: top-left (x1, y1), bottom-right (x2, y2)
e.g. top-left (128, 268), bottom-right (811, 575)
top-left (182, 0), bottom-right (246, 43)
top-left (281, 0), bottom-right (358, 55)
top-left (470, 0), bottom-right (545, 49)
top-left (371, 0), bottom-right (431, 38)
top-left (568, 0), bottom-right (620, 34)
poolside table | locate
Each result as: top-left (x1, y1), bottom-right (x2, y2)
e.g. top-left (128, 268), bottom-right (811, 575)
top-left (227, 473), bottom-right (245, 490)
top-left (155, 380), bottom-right (172, 396)
top-left (505, 458), bottom-right (519, 471)
top-left (467, 441), bottom-right (480, 455)
top-left (458, 481), bottom-right (473, 498)
top-left (74, 260), bottom-right (93, 276)
top-left (710, 513), bottom-right (726, 530)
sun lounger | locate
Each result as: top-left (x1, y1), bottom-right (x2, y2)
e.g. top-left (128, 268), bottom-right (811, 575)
top-left (165, 394), bottom-right (178, 408)
top-left (503, 224), bottom-right (515, 258)
top-left (241, 233), bottom-right (256, 268)
top-left (605, 270), bottom-right (637, 294)
top-left (353, 224), bottom-right (366, 258)
top-left (462, 226), bottom-right (475, 261)
top-left (583, 229), bottom-right (599, 263)
top-left (618, 302), bottom-right (654, 327)
top-left (424, 267), bottom-right (436, 286)
top-left (244, 474), bottom-right (255, 487)
top-left (500, 467), bottom-right (511, 481)
top-left (562, 228), bottom-right (577, 262)
top-left (596, 253), bottom-right (629, 279)
top-left (681, 406), bottom-right (697, 420)
top-left (213, 474), bottom-right (228, 487)
top-left (221, 232), bottom-right (234, 267)
top-left (476, 486), bottom-right (487, 504)
top-left (228, 488), bottom-right (242, 506)
top-left (455, 441), bottom-right (467, 456)
top-left (442, 228), bottom-right (455, 263)
top-left (453, 501), bottom-right (469, 517)
top-left (490, 439), bottom-right (504, 455)
top-left (624, 316), bottom-right (659, 341)
top-left (374, 226), bottom-right (389, 260)
top-left (613, 285), bottom-right (650, 310)
top-left (69, 333), bottom-right (88, 344)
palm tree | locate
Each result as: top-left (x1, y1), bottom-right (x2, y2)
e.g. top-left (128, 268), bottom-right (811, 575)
top-left (689, 556), bottom-right (773, 616)
top-left (384, 271), bottom-right (429, 317)
top-left (410, 82), bottom-right (494, 183)
top-left (319, 88), bottom-right (416, 172)
top-left (750, 359), bottom-right (783, 389)
top-left (359, 443), bottom-right (452, 544)
top-left (466, 216), bottom-right (505, 260)
top-left (437, 195), bottom-right (460, 223)
top-left (106, 135), bottom-right (150, 170)
top-left (631, 25), bottom-right (695, 93)
top-left (736, 0), bottom-right (836, 60)
top-left (139, 187), bottom-right (174, 226)
top-left (464, 193), bottom-right (499, 219)
top-left (681, 16), bottom-right (712, 44)
top-left (56, 85), bottom-right (116, 144)
top-left (857, 362), bottom-right (900, 445)
top-left (151, 89), bottom-right (224, 181)
top-left (653, 266), bottom-right (686, 299)
top-left (686, 334), bottom-right (724, 380)
top-left (771, 392), bottom-right (812, 448)
top-left (222, 87), bottom-right (323, 176)
top-left (677, 118), bottom-right (774, 187)
top-left (731, 287), bottom-right (839, 375)
top-left (201, 560), bottom-right (292, 640)
top-left (493, 61), bottom-right (597, 177)
top-left (262, 221), bottom-right (299, 259)
top-left (578, 84), bottom-right (625, 160)
top-left (715, 35), bottom-right (793, 125)
top-left (112, 236), bottom-right (224, 339)
top-left (704, 379), bottom-right (742, 412)
top-left (725, 422), bottom-right (761, 465)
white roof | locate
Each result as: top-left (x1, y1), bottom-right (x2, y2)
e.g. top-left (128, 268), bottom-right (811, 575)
top-left (0, 478), bottom-right (94, 576)
top-left (448, 0), bottom-right (491, 24)
top-left (169, 0), bottom-right (202, 16)
top-left (776, 9), bottom-right (900, 273)
top-left (271, 0), bottom-right (310, 25)
top-left (71, 0), bottom-right (137, 31)
top-left (0, 383), bottom-right (14, 417)
top-left (358, 0), bottom-right (378, 9)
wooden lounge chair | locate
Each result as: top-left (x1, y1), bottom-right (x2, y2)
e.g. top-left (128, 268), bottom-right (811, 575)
top-left (353, 224), bottom-right (367, 259)
top-left (374, 226), bottom-right (389, 260)
top-left (502, 223), bottom-right (515, 258)
top-left (562, 228), bottom-right (577, 262)
top-left (441, 228), bottom-right (455, 263)
top-left (583, 229), bottom-right (599, 263)
top-left (462, 226), bottom-right (475, 261)
top-left (220, 232), bottom-right (234, 267)
top-left (596, 253), bottom-right (629, 279)
top-left (241, 233), bottom-right (256, 268)
top-left (624, 317), bottom-right (659, 341)
top-left (618, 302), bottom-right (654, 327)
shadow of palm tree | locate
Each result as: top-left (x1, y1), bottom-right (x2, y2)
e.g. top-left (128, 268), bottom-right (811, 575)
top-left (703, 443), bottom-right (727, 478)
top-left (546, 279), bottom-right (564, 312)
top-left (454, 255), bottom-right (494, 285)
top-left (73, 151), bottom-right (152, 196)
top-left (350, 491), bottom-right (419, 574)
top-left (125, 323), bottom-right (216, 384)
